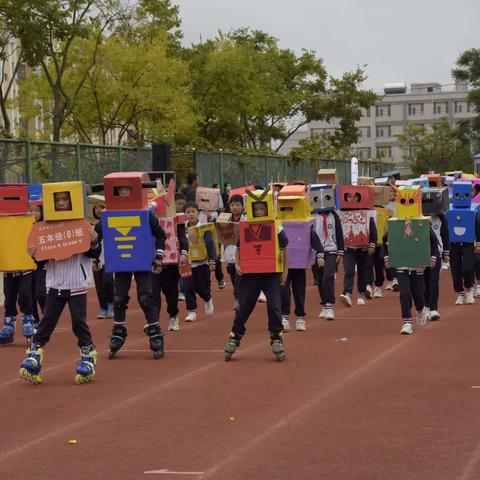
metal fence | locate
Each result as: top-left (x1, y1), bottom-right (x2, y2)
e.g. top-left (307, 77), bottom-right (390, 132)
top-left (0, 139), bottom-right (152, 184)
top-left (194, 150), bottom-right (394, 188)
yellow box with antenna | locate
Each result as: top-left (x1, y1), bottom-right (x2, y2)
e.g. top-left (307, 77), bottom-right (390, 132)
top-left (245, 190), bottom-right (276, 223)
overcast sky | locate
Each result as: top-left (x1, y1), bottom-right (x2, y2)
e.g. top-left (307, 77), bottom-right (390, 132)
top-left (174, 0), bottom-right (479, 94)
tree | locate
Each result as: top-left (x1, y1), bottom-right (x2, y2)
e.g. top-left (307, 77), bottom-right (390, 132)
top-left (289, 132), bottom-right (353, 165)
top-left (0, 0), bottom-right (126, 141)
top-left (452, 48), bottom-right (480, 150)
top-left (187, 28), bottom-right (377, 152)
top-left (396, 117), bottom-right (473, 176)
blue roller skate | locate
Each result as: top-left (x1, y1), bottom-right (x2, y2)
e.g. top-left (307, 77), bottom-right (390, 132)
top-left (0, 317), bottom-right (16, 345)
top-left (19, 344), bottom-right (44, 384)
top-left (22, 314), bottom-right (35, 344)
top-left (75, 345), bottom-right (97, 384)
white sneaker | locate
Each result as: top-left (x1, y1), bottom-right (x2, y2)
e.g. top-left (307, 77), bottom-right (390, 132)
top-left (465, 291), bottom-right (475, 305)
top-left (429, 310), bottom-right (441, 321)
top-left (233, 299), bottom-right (239, 310)
top-left (258, 291), bottom-right (267, 303)
top-left (339, 293), bottom-right (352, 307)
top-left (442, 262), bottom-right (449, 270)
top-left (373, 286), bottom-right (383, 298)
top-left (400, 322), bottom-right (413, 335)
top-left (319, 307), bottom-right (327, 318)
top-left (475, 285), bottom-right (480, 298)
top-left (392, 279), bottom-right (399, 291)
top-left (205, 299), bottom-right (214, 315)
top-left (324, 308), bottom-right (335, 320)
top-left (416, 308), bottom-right (427, 327)
top-left (365, 285), bottom-right (373, 299)
top-left (185, 311), bottom-right (197, 322)
top-left (168, 315), bottom-right (180, 331)
top-left (385, 280), bottom-right (393, 291)
top-left (296, 317), bottom-right (306, 331)
top-left (357, 296), bottom-right (366, 306)
top-left (455, 294), bottom-right (465, 305)
top-left (282, 315), bottom-right (291, 331)
top-left (178, 292), bottom-right (185, 301)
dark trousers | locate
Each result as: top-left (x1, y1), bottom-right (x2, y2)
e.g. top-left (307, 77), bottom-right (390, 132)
top-left (214, 258), bottom-right (224, 283)
top-left (232, 273), bottom-right (283, 335)
top-left (151, 264), bottom-right (180, 320)
top-left (386, 268), bottom-right (395, 282)
top-left (280, 268), bottom-right (306, 317)
top-left (397, 271), bottom-right (425, 320)
top-left (3, 273), bottom-right (33, 317)
top-left (343, 248), bottom-right (368, 295)
top-left (424, 255), bottom-right (441, 310)
top-left (183, 264), bottom-right (211, 311)
top-left (32, 268), bottom-right (46, 325)
top-left (93, 268), bottom-right (114, 310)
top-left (314, 253), bottom-right (337, 306)
top-left (450, 243), bottom-right (475, 293)
top-left (227, 263), bottom-right (240, 300)
top-left (114, 271), bottom-right (157, 324)
top-left (366, 246), bottom-right (384, 287)
top-left (34, 292), bottom-right (92, 347)
top-left (474, 252), bottom-right (480, 281)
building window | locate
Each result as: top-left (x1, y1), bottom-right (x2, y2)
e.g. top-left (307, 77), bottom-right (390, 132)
top-left (454, 101), bottom-right (463, 114)
top-left (376, 105), bottom-right (391, 117)
top-left (366, 108), bottom-right (371, 118)
top-left (408, 103), bottom-right (424, 115)
top-left (467, 103), bottom-right (471, 113)
top-left (366, 127), bottom-right (371, 138)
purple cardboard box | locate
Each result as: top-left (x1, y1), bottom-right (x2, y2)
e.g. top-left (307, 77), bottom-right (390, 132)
top-left (283, 220), bottom-right (315, 269)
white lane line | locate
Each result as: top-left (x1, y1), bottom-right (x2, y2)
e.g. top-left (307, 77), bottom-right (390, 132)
top-left (145, 470), bottom-right (204, 475)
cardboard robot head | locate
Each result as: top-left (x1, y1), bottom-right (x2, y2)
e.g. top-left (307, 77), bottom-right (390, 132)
top-left (338, 185), bottom-right (374, 210)
top-left (309, 184), bottom-right (336, 212)
top-left (245, 189), bottom-right (276, 223)
top-left (277, 185), bottom-right (311, 221)
top-left (393, 185), bottom-right (422, 219)
top-left (195, 187), bottom-right (221, 212)
top-left (422, 174), bottom-right (442, 188)
top-left (28, 184), bottom-right (43, 206)
top-left (422, 188), bottom-right (449, 216)
top-left (150, 178), bottom-right (176, 217)
top-left (0, 183), bottom-right (29, 216)
top-left (42, 181), bottom-right (87, 221)
top-left (317, 169), bottom-right (338, 185)
top-left (87, 194), bottom-right (106, 224)
top-left (410, 177), bottom-right (429, 191)
top-left (104, 172), bottom-right (150, 211)
top-left (452, 181), bottom-right (472, 209)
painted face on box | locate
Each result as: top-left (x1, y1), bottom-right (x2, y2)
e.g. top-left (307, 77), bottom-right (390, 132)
top-left (451, 181), bottom-right (472, 208)
top-left (310, 185), bottom-right (336, 212)
top-left (195, 187), bottom-right (220, 211)
top-left (422, 188), bottom-right (449, 216)
top-left (446, 209), bottom-right (475, 243)
top-left (338, 186), bottom-right (374, 210)
top-left (394, 186), bottom-right (422, 219)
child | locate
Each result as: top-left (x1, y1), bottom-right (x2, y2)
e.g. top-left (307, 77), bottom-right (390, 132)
top-left (20, 191), bottom-right (100, 384)
top-left (223, 194), bottom-right (244, 310)
top-left (314, 208), bottom-right (344, 320)
top-left (175, 192), bottom-right (187, 302)
top-left (105, 185), bottom-right (166, 360)
top-left (183, 202), bottom-right (217, 321)
top-left (224, 190), bottom-right (288, 361)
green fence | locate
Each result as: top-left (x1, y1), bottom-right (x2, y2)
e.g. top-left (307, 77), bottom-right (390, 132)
top-left (194, 150), bottom-right (394, 188)
top-left (0, 139), bottom-right (152, 184)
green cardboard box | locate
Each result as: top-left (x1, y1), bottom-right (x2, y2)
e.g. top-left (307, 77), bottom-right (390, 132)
top-left (387, 218), bottom-right (430, 268)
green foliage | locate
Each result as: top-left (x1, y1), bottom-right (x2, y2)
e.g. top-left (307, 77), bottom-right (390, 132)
top-left (396, 117), bottom-right (473, 176)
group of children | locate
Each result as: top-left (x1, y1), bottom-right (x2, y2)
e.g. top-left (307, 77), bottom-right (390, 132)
top-left (1, 170), bottom-right (480, 383)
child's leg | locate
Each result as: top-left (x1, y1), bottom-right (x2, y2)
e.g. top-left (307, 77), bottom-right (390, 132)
top-left (151, 271), bottom-right (162, 322)
top-left (3, 275), bottom-right (19, 317)
top-left (342, 249), bottom-right (355, 296)
top-left (291, 269), bottom-right (306, 318)
top-left (322, 254), bottom-right (337, 307)
top-left (374, 247), bottom-right (385, 287)
top-left (461, 244), bottom-right (475, 290)
top-left (263, 273), bottom-right (284, 334)
top-left (424, 266), bottom-right (432, 309)
top-left (232, 274), bottom-right (261, 336)
top-left (411, 272), bottom-right (425, 312)
top-left (280, 270), bottom-right (292, 317)
top-left (183, 272), bottom-right (197, 311)
top-left (68, 294), bottom-right (92, 347)
top-left (18, 273), bottom-right (34, 315)
top-left (475, 252), bottom-right (480, 282)
top-left (195, 264), bottom-right (212, 302)
top-left (397, 272), bottom-right (413, 320)
top-left (93, 270), bottom-right (108, 311)
top-left (315, 264), bottom-right (326, 304)
top-left (226, 263), bottom-right (238, 299)
top-left (134, 271), bottom-right (157, 325)
top-left (33, 294), bottom-right (68, 347)
top-left (113, 272), bottom-right (133, 323)
top-left (356, 250), bottom-right (368, 295)
top-left (214, 259), bottom-right (224, 284)
top-left (103, 271), bottom-right (114, 307)
top-left (449, 244), bottom-right (464, 294)
top-left (161, 265), bottom-right (180, 318)
top-left (366, 251), bottom-right (374, 287)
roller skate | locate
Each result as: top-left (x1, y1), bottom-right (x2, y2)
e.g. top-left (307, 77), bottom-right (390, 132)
top-left (224, 331), bottom-right (242, 361)
top-left (108, 323), bottom-right (127, 359)
top-left (19, 344), bottom-right (44, 384)
top-left (269, 331), bottom-right (286, 362)
top-left (0, 316), bottom-right (16, 345)
top-left (75, 345), bottom-right (97, 384)
top-left (22, 314), bottom-right (35, 345)
top-left (146, 322), bottom-right (164, 359)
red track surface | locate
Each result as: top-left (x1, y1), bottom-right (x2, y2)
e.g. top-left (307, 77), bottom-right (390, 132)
top-left (1, 269), bottom-right (480, 480)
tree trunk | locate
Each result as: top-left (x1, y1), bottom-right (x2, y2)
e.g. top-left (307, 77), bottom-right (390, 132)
top-left (0, 85), bottom-right (11, 136)
top-left (52, 86), bottom-right (65, 142)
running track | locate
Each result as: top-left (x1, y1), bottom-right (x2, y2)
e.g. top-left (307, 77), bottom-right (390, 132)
top-left (1, 269), bottom-right (480, 480)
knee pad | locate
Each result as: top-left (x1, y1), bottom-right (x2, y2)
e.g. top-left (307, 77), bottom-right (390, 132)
top-left (113, 295), bottom-right (129, 310)
top-left (138, 293), bottom-right (152, 309)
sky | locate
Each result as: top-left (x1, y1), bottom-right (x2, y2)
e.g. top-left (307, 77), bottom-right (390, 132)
top-left (174, 0), bottom-right (479, 94)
